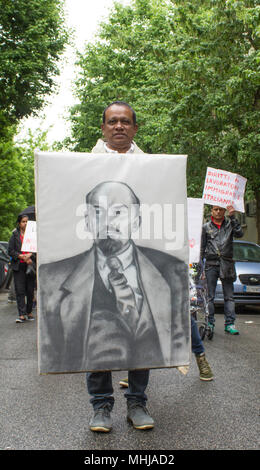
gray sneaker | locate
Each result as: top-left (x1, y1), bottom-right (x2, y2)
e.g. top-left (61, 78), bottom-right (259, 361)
top-left (27, 314), bottom-right (35, 321)
top-left (16, 316), bottom-right (26, 323)
top-left (89, 406), bottom-right (112, 432)
top-left (127, 402), bottom-right (154, 430)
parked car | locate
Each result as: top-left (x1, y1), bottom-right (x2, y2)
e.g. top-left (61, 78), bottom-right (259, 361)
top-left (0, 241), bottom-right (12, 290)
top-left (0, 241), bottom-right (8, 252)
top-left (214, 240), bottom-right (260, 307)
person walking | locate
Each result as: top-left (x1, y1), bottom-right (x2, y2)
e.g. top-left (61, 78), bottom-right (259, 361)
top-left (8, 215), bottom-right (36, 323)
top-left (200, 205), bottom-right (243, 335)
top-left (88, 101), bottom-right (153, 432)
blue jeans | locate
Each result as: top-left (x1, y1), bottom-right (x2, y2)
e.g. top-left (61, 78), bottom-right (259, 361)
top-left (191, 315), bottom-right (204, 355)
top-left (206, 265), bottom-right (236, 326)
top-left (86, 369), bottom-right (149, 411)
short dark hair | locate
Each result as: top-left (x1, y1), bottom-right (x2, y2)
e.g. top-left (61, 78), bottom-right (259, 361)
top-left (102, 101), bottom-right (137, 125)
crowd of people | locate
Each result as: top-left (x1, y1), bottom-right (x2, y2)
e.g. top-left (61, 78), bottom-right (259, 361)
top-left (7, 101), bottom-right (243, 433)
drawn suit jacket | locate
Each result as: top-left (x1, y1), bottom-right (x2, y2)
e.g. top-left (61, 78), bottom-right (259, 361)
top-left (38, 244), bottom-right (190, 373)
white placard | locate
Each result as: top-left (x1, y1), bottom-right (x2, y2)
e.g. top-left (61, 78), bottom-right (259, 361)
top-left (187, 198), bottom-right (204, 263)
top-left (22, 221), bottom-right (37, 252)
top-left (202, 167), bottom-right (247, 212)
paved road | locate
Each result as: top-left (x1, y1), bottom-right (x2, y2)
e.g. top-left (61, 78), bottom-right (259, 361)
top-left (0, 291), bottom-right (259, 452)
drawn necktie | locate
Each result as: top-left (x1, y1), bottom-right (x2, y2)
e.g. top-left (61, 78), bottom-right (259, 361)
top-left (107, 256), bottom-right (140, 332)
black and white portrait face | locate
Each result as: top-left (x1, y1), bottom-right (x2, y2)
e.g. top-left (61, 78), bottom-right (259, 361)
top-left (85, 181), bottom-right (140, 256)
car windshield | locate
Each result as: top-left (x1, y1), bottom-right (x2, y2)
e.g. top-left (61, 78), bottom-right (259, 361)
top-left (233, 243), bottom-right (260, 262)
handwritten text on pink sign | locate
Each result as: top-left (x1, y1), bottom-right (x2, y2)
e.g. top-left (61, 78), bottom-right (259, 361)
top-left (202, 168), bottom-right (246, 212)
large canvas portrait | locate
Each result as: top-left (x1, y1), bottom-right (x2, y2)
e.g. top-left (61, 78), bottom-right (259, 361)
top-left (36, 151), bottom-right (190, 374)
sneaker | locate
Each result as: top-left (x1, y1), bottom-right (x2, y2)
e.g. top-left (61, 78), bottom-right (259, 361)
top-left (225, 324), bottom-right (239, 335)
top-left (89, 406), bottom-right (112, 432)
top-left (208, 322), bottom-right (215, 331)
top-left (16, 317), bottom-right (26, 323)
top-left (119, 378), bottom-right (128, 388)
top-left (195, 353), bottom-right (214, 381)
top-left (127, 402), bottom-right (154, 430)
top-left (27, 314), bottom-right (35, 321)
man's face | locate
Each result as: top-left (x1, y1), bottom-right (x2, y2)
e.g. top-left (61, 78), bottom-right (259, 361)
top-left (101, 104), bottom-right (138, 152)
top-left (211, 206), bottom-right (226, 221)
top-left (86, 182), bottom-right (140, 256)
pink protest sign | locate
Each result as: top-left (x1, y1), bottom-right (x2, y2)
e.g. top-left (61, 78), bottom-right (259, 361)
top-left (202, 167), bottom-right (247, 212)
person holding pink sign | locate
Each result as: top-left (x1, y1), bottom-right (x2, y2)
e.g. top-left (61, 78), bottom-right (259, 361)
top-left (8, 215), bottom-right (36, 323)
top-left (201, 205), bottom-right (243, 335)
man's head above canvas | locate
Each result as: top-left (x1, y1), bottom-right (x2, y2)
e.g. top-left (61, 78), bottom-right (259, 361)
top-left (101, 101), bottom-right (138, 153)
top-left (85, 181), bottom-right (141, 256)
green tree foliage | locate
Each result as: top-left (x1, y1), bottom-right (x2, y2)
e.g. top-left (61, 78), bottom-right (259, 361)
top-left (0, 135), bottom-right (28, 240)
top-left (16, 127), bottom-right (53, 206)
top-left (68, 0), bottom-right (260, 241)
top-left (0, 0), bottom-right (68, 240)
top-left (0, 0), bottom-right (69, 129)
top-left (0, 127), bottom-right (52, 241)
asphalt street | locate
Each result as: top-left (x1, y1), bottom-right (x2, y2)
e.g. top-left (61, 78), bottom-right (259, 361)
top-left (0, 290), bottom-right (259, 453)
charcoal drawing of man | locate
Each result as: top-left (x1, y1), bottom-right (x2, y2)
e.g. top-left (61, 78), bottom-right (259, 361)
top-left (39, 180), bottom-right (189, 373)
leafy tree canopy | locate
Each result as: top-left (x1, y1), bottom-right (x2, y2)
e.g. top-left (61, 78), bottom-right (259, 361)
top-left (0, 0), bottom-right (69, 240)
top-left (0, 0), bottom-right (69, 127)
top-left (69, 1), bottom-right (259, 166)
top-left (0, 126), bottom-right (53, 241)
top-left (68, 0), bottom-right (260, 240)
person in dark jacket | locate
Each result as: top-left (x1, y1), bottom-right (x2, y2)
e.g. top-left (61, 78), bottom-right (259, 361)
top-left (200, 205), bottom-right (243, 335)
top-left (8, 215), bottom-right (36, 323)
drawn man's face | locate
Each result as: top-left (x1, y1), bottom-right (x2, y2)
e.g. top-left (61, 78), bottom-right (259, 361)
top-left (86, 182), bottom-right (140, 256)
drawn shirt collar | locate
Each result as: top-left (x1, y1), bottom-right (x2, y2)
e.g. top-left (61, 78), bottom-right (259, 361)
top-left (96, 242), bottom-right (134, 272)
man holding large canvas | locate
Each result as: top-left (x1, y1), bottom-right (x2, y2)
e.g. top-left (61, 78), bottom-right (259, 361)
top-left (38, 102), bottom-right (190, 432)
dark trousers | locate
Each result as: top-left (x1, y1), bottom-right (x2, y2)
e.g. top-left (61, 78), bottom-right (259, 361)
top-left (191, 315), bottom-right (204, 355)
top-left (205, 265), bottom-right (236, 326)
top-left (13, 264), bottom-right (35, 317)
top-left (86, 369), bottom-right (150, 411)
